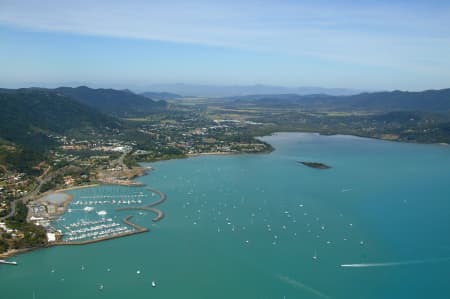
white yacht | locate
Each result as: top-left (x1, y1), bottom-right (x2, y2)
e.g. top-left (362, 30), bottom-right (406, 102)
top-left (0, 259), bottom-right (17, 265)
top-left (83, 206), bottom-right (94, 212)
top-left (97, 210), bottom-right (107, 216)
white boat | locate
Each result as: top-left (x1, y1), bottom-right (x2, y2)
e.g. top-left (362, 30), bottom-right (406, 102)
top-left (312, 250), bottom-right (317, 260)
top-left (151, 281), bottom-right (156, 287)
top-left (83, 206), bottom-right (94, 212)
top-left (97, 210), bottom-right (107, 216)
top-left (0, 259), bottom-right (17, 265)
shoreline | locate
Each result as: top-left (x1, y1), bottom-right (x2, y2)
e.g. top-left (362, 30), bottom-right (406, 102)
top-left (185, 148), bottom-right (273, 158)
top-left (0, 247), bottom-right (38, 259)
top-left (31, 184), bottom-right (101, 220)
top-left (51, 184), bottom-right (100, 193)
top-left (3, 132), bottom-right (444, 260)
top-left (260, 130), bottom-right (450, 147)
top-left (186, 151), bottom-right (238, 157)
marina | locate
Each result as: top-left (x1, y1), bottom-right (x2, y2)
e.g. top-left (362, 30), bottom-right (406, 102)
top-left (50, 186), bottom-right (167, 244)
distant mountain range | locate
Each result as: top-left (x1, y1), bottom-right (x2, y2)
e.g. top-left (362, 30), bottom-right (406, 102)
top-left (8, 82), bottom-right (365, 97)
top-left (55, 86), bottom-right (168, 117)
top-left (226, 88), bottom-right (450, 114)
top-left (138, 84), bottom-right (363, 97)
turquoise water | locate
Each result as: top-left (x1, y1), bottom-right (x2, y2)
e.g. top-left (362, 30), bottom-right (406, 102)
top-left (2, 133), bottom-right (450, 299)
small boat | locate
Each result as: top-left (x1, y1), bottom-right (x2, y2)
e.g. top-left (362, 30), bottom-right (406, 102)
top-left (83, 206), bottom-right (94, 212)
top-left (151, 280), bottom-right (156, 288)
top-left (312, 250), bottom-right (318, 261)
top-left (98, 284), bottom-right (104, 290)
top-left (0, 259), bottom-right (17, 265)
top-left (97, 210), bottom-right (107, 216)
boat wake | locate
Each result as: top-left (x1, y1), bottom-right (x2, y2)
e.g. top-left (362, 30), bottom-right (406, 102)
top-left (340, 257), bottom-right (450, 268)
top-left (277, 275), bottom-right (333, 299)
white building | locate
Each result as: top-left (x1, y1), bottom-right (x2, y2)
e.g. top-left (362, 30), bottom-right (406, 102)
top-left (46, 232), bottom-right (56, 242)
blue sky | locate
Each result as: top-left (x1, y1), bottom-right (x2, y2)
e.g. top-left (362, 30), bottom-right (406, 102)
top-left (1, 0), bottom-right (450, 91)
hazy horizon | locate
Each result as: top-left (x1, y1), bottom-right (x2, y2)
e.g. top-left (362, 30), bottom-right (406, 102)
top-left (1, 1), bottom-right (450, 91)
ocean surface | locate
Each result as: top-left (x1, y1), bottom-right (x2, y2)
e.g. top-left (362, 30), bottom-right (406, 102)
top-left (2, 132), bottom-right (450, 299)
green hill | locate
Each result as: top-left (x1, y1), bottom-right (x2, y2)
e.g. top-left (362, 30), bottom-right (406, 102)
top-left (55, 86), bottom-right (168, 117)
top-left (0, 88), bottom-right (120, 150)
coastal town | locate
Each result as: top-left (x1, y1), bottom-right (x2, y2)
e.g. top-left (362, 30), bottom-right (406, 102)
top-left (0, 115), bottom-right (270, 257)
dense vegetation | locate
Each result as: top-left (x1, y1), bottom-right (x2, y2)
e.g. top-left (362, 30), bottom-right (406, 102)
top-left (1, 201), bottom-right (48, 252)
top-left (0, 146), bottom-right (44, 175)
top-left (56, 86), bottom-right (168, 117)
top-left (0, 89), bottom-right (120, 149)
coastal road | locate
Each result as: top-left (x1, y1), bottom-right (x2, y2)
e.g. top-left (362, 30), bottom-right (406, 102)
top-left (116, 149), bottom-right (131, 170)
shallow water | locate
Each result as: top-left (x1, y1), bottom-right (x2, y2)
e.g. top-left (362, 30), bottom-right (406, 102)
top-left (2, 133), bottom-right (450, 299)
top-left (41, 192), bottom-right (71, 204)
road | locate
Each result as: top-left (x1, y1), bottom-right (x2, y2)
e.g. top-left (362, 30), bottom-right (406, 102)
top-left (0, 171), bottom-right (54, 221)
top-left (116, 150), bottom-right (131, 170)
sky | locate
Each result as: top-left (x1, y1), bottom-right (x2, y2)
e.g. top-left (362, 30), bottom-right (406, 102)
top-left (1, 0), bottom-right (450, 91)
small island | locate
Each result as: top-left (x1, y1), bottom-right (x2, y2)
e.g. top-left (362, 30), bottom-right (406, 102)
top-left (298, 161), bottom-right (331, 169)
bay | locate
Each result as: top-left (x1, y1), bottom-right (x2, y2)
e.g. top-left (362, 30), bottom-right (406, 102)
top-left (2, 132), bottom-right (450, 299)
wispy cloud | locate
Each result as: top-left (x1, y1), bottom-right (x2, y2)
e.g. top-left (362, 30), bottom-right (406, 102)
top-left (1, 0), bottom-right (450, 83)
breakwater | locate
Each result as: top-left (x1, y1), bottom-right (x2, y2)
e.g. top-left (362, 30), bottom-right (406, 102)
top-left (115, 188), bottom-right (167, 221)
